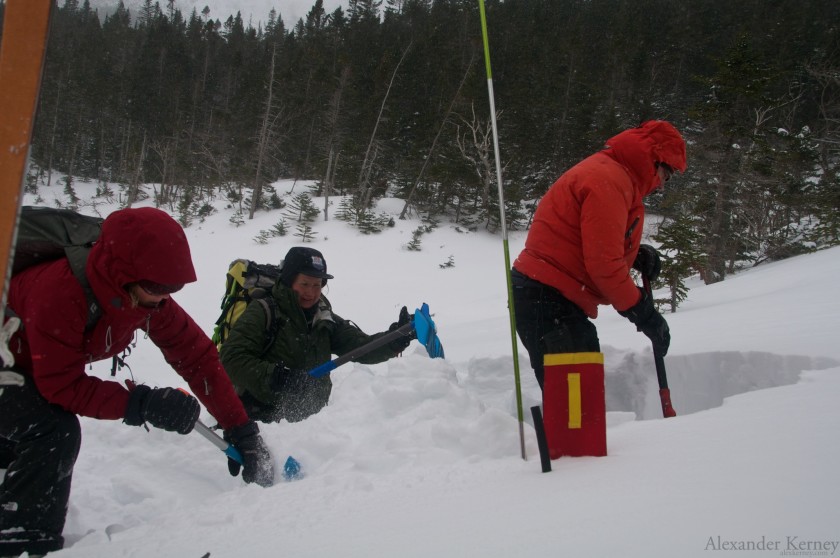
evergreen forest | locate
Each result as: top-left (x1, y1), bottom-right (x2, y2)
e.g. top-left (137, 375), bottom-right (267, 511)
top-left (1, 0), bottom-right (838, 289)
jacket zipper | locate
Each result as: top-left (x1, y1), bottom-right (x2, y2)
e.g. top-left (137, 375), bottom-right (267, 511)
top-left (626, 216), bottom-right (640, 249)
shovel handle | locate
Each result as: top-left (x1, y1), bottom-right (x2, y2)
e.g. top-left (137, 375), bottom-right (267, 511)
top-left (308, 321), bottom-right (415, 378)
top-left (642, 276), bottom-right (677, 418)
top-left (193, 420), bottom-right (243, 464)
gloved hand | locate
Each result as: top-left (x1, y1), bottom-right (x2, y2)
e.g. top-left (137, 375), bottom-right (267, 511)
top-left (269, 362), bottom-right (307, 393)
top-left (633, 244), bottom-right (662, 282)
top-left (224, 420), bottom-right (274, 487)
top-left (388, 306), bottom-right (415, 353)
top-left (124, 385), bottom-right (200, 434)
top-left (618, 288), bottom-right (671, 356)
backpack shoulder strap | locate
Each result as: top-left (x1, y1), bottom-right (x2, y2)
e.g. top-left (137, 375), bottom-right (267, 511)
top-left (254, 296), bottom-right (283, 357)
top-left (65, 245), bottom-right (102, 332)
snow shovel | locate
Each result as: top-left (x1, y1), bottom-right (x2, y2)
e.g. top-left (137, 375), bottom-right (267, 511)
top-left (308, 302), bottom-right (444, 378)
top-left (642, 276), bottom-right (677, 418)
top-left (193, 419), bottom-right (302, 481)
top-left (194, 419), bottom-right (243, 464)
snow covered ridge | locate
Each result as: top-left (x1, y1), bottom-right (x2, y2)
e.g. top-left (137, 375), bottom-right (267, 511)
top-left (19, 179), bottom-right (840, 557)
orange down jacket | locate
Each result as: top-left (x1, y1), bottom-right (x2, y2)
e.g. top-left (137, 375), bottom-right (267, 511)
top-left (513, 120), bottom-right (687, 318)
top-left (7, 207), bottom-right (250, 430)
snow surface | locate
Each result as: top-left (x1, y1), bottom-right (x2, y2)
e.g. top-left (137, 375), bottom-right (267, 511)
top-left (15, 179), bottom-right (840, 557)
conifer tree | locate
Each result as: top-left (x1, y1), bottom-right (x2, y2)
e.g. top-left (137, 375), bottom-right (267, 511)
top-left (653, 214), bottom-right (704, 312)
top-left (285, 192), bottom-right (321, 223)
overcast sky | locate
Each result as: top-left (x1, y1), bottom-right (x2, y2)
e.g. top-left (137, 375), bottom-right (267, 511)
top-left (88, 0), bottom-right (345, 28)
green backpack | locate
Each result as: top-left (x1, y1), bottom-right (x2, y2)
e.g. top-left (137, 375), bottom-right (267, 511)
top-left (211, 259), bottom-right (284, 354)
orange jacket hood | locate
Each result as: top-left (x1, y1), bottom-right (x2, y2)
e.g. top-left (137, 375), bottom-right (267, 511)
top-left (605, 120), bottom-right (687, 196)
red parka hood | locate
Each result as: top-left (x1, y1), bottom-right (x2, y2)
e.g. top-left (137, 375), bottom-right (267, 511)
top-left (604, 120), bottom-right (687, 196)
top-left (88, 207), bottom-right (197, 293)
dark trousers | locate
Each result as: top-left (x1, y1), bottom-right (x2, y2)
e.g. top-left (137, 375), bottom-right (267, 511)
top-left (511, 268), bottom-right (601, 390)
top-left (0, 371), bottom-right (81, 555)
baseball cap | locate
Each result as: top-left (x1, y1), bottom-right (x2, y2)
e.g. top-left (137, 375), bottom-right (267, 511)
top-left (280, 247), bottom-right (334, 286)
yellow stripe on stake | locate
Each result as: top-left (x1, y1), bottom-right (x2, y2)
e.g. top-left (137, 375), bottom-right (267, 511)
top-left (544, 352), bottom-right (604, 366)
top-left (567, 373), bottom-right (582, 429)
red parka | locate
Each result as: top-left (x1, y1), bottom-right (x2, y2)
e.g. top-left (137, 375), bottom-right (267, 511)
top-left (513, 120), bottom-right (687, 318)
top-left (6, 207), bottom-right (249, 430)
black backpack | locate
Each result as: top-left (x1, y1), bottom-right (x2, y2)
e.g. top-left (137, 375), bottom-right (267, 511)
top-left (9, 206), bottom-right (103, 331)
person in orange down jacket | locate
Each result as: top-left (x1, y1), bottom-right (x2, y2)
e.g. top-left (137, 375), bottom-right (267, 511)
top-left (0, 207), bottom-right (274, 557)
top-left (511, 120), bottom-right (687, 389)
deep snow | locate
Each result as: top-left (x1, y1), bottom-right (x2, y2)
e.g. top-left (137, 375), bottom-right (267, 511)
top-left (12, 179), bottom-right (840, 558)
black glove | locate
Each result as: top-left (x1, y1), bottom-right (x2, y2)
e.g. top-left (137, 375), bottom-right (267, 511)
top-left (124, 385), bottom-right (201, 434)
top-left (388, 306), bottom-right (415, 353)
top-left (618, 287), bottom-right (671, 356)
top-left (633, 244), bottom-right (662, 282)
top-left (269, 363), bottom-right (307, 393)
top-left (224, 420), bottom-right (274, 487)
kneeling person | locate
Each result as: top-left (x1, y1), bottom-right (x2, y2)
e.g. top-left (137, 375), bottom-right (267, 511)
top-left (220, 247), bottom-right (413, 423)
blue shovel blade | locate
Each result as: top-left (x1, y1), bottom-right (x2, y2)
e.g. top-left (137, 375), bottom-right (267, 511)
top-left (283, 456), bottom-right (303, 481)
top-left (413, 303), bottom-right (444, 359)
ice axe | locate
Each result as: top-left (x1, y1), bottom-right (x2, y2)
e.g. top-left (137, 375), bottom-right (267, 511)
top-left (642, 276), bottom-right (677, 418)
top-left (308, 302), bottom-right (444, 378)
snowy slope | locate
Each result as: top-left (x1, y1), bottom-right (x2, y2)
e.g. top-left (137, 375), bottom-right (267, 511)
top-left (16, 179), bottom-right (840, 558)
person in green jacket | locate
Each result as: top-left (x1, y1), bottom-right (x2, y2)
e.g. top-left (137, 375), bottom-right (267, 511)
top-left (220, 246), bottom-right (413, 423)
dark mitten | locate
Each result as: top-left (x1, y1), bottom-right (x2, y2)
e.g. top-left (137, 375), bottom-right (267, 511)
top-left (388, 306), bottom-right (415, 353)
top-left (224, 421), bottom-right (274, 487)
top-left (633, 244), bottom-right (662, 282)
top-left (269, 363), bottom-right (307, 393)
top-left (618, 287), bottom-right (671, 356)
top-left (269, 363), bottom-right (331, 421)
top-left (124, 385), bottom-right (200, 434)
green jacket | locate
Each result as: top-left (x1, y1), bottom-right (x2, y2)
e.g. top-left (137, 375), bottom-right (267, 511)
top-left (219, 281), bottom-right (401, 423)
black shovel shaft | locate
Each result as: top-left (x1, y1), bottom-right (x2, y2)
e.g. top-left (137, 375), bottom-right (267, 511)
top-left (334, 321), bottom-right (414, 366)
top-left (642, 276), bottom-right (669, 389)
top-left (642, 275), bottom-right (677, 417)
top-left (653, 350), bottom-right (669, 389)
top-left (308, 321), bottom-right (414, 377)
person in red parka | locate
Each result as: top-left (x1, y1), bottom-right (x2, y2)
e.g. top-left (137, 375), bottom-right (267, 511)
top-left (512, 120), bottom-right (687, 389)
top-left (0, 207), bottom-right (274, 557)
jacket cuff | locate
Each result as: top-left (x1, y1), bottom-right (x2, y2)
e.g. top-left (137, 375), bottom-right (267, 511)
top-left (225, 419), bottom-right (259, 443)
top-left (123, 384), bottom-right (151, 426)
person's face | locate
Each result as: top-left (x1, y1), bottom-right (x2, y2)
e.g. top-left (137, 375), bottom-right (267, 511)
top-left (291, 274), bottom-right (323, 309)
top-left (655, 162), bottom-right (674, 191)
top-left (129, 283), bottom-right (171, 309)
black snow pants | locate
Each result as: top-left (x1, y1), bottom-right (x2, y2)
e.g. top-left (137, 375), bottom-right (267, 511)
top-left (511, 268), bottom-right (601, 390)
top-left (0, 370), bottom-right (81, 556)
